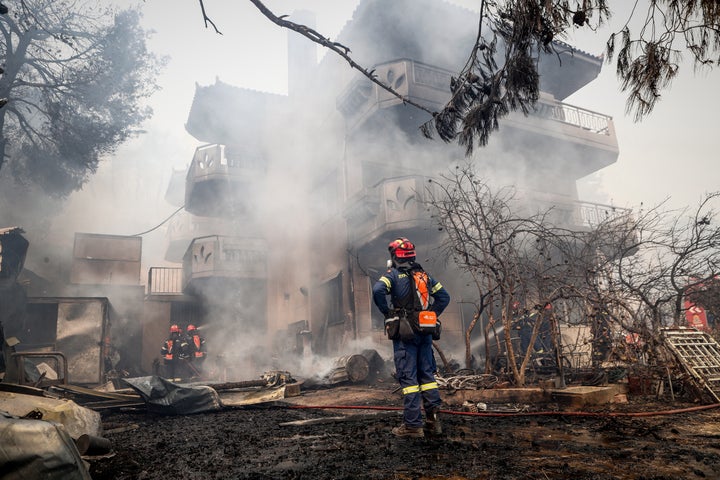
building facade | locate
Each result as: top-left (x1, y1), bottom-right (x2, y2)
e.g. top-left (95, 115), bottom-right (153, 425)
top-left (159, 0), bottom-right (622, 368)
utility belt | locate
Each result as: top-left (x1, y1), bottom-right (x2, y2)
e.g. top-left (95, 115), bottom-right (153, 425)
top-left (385, 308), bottom-right (441, 341)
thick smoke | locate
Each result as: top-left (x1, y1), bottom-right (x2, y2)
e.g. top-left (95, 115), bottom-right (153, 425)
top-left (185, 0), bottom-right (621, 376)
top-left (0, 0), bottom-right (626, 382)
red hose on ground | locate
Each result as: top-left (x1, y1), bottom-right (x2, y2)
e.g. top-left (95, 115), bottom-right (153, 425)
top-left (288, 402), bottom-right (720, 418)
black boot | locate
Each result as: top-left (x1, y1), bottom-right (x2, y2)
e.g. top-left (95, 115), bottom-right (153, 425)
top-left (424, 409), bottom-right (442, 436)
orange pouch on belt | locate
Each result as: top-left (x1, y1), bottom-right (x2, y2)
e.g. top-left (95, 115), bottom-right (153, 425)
top-left (418, 311), bottom-right (437, 329)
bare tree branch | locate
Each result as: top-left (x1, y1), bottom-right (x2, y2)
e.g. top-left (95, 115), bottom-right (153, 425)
top-left (245, 0), bottom-right (435, 116)
top-left (198, 0), bottom-right (222, 34)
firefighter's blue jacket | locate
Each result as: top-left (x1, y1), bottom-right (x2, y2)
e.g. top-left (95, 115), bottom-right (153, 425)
top-left (372, 263), bottom-right (450, 316)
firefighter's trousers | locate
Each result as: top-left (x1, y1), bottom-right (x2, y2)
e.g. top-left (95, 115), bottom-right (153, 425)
top-left (393, 332), bottom-right (442, 428)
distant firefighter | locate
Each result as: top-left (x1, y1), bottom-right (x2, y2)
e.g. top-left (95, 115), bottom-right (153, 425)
top-left (186, 324), bottom-right (207, 372)
top-left (160, 324), bottom-right (191, 379)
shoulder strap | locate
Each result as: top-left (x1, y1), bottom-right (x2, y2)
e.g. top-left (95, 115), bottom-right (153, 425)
top-left (412, 268), bottom-right (430, 311)
top-left (394, 266), bottom-right (414, 310)
top-left (397, 265), bottom-right (430, 311)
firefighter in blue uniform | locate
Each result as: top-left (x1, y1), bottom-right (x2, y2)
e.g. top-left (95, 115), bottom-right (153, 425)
top-left (372, 237), bottom-right (450, 437)
top-left (161, 324), bottom-right (187, 379)
top-left (186, 324), bottom-right (207, 375)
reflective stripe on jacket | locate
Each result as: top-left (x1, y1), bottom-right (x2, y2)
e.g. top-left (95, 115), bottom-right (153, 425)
top-left (161, 339), bottom-right (174, 360)
top-left (192, 334), bottom-right (206, 358)
top-left (372, 263), bottom-right (450, 316)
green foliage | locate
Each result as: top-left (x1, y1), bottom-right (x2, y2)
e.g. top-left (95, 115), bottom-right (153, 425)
top-left (422, 1), bottom-right (611, 154)
top-left (421, 0), bottom-right (719, 153)
top-left (607, 0), bottom-right (720, 120)
top-left (0, 1), bottom-right (165, 196)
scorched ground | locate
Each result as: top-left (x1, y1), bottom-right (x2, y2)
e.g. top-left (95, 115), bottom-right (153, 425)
top-left (88, 384), bottom-right (720, 480)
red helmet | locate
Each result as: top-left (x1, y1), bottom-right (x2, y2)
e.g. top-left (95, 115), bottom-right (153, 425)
top-left (388, 237), bottom-right (416, 260)
top-left (170, 324), bottom-right (181, 333)
top-left (187, 324), bottom-right (197, 332)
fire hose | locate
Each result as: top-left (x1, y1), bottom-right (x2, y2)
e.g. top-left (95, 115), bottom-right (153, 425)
top-left (287, 402), bottom-right (720, 418)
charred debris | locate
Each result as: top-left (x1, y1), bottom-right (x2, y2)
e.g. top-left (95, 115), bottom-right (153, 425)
top-left (1, 218), bottom-right (719, 480)
top-left (2, 226), bottom-right (720, 410)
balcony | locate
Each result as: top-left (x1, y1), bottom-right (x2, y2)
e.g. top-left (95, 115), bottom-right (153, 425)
top-left (337, 59), bottom-right (448, 133)
top-left (147, 267), bottom-right (183, 296)
top-left (184, 144), bottom-right (266, 218)
top-left (515, 191), bottom-right (638, 258)
top-left (575, 201), bottom-right (631, 229)
top-left (343, 175), bottom-right (437, 245)
top-left (165, 212), bottom-right (255, 264)
top-left (502, 93), bottom-right (619, 178)
top-left (333, 2), bottom-right (602, 102)
top-left (337, 60), bottom-right (618, 179)
top-left (182, 236), bottom-right (268, 291)
top-left (515, 190), bottom-right (631, 228)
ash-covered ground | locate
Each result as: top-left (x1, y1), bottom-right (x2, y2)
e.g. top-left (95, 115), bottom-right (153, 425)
top-left (88, 383), bottom-right (720, 480)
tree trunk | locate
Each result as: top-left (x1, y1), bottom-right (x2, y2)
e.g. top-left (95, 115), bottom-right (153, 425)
top-left (504, 311), bottom-right (524, 385)
top-left (464, 310), bottom-right (480, 369)
top-left (433, 341), bottom-right (450, 372)
top-left (0, 30), bottom-right (33, 173)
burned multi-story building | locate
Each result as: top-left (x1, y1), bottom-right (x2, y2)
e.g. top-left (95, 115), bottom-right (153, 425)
top-left (150, 0), bottom-right (623, 372)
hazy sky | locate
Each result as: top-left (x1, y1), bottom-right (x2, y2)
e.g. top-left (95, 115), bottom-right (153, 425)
top-left (115, 0), bottom-right (718, 223)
